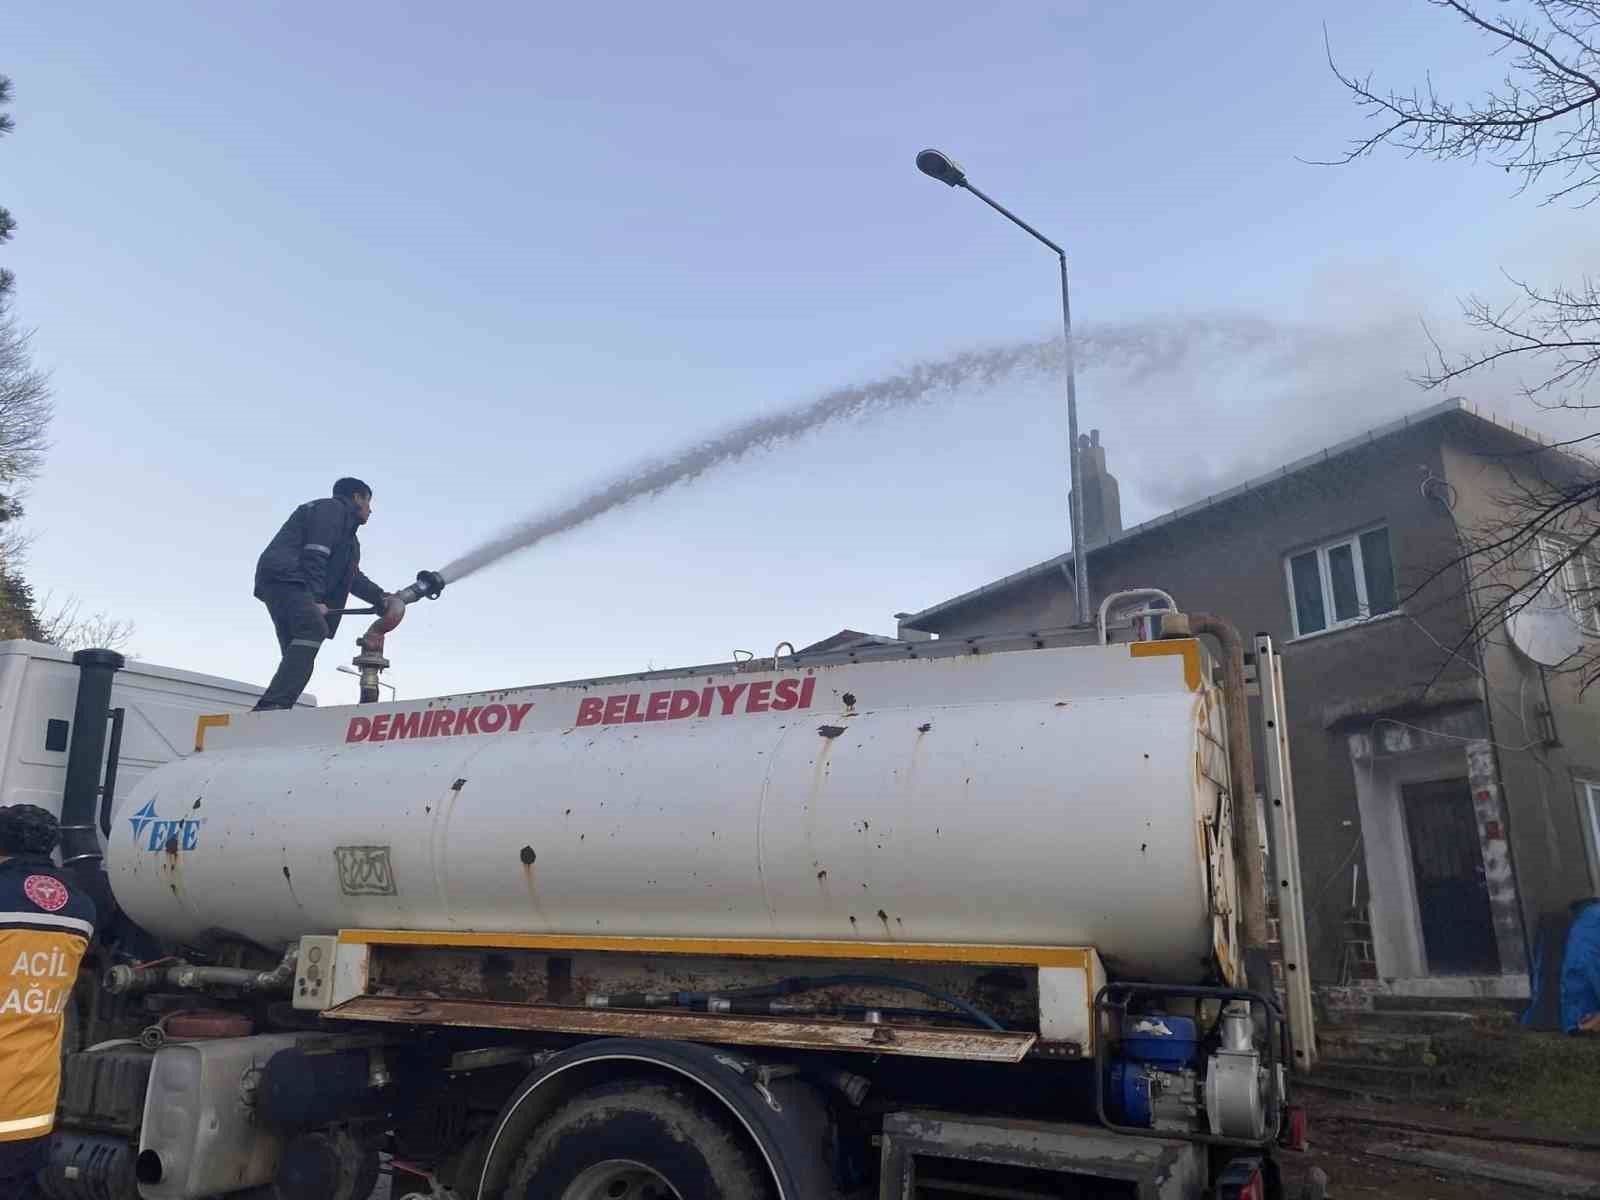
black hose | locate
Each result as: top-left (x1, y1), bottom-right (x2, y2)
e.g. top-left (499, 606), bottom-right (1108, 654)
top-left (787, 975), bottom-right (1002, 1031)
top-left (714, 997), bottom-right (990, 1026)
top-left (670, 974), bottom-right (1002, 1031)
top-left (610, 974), bottom-right (1005, 1031)
top-left (840, 1004), bottom-right (989, 1026)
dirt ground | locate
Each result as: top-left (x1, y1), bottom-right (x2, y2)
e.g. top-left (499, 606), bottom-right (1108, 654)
top-left (1277, 1091), bottom-right (1600, 1199)
top-left (372, 1089), bottom-right (1600, 1198)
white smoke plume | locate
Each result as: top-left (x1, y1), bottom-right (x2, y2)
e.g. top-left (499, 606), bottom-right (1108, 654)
top-left (437, 315), bottom-right (1311, 583)
top-left (438, 308), bottom-right (1556, 585)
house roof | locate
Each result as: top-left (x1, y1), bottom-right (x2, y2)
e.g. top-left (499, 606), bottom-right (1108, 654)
top-left (901, 396), bottom-right (1559, 628)
top-left (797, 629), bottom-right (900, 654)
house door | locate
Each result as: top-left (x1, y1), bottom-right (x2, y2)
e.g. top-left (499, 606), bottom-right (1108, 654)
top-left (1402, 778), bottom-right (1499, 974)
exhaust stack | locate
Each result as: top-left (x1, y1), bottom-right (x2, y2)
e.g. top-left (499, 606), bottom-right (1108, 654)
top-left (60, 648), bottom-right (125, 917)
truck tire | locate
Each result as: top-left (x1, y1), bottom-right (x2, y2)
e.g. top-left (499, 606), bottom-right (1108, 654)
top-left (501, 1079), bottom-right (775, 1200)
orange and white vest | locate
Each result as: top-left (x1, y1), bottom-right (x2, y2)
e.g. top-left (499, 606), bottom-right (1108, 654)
top-left (0, 859), bottom-right (95, 1144)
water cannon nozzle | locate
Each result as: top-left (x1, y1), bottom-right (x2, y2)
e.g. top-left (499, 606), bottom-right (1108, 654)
top-left (395, 570), bottom-right (447, 606)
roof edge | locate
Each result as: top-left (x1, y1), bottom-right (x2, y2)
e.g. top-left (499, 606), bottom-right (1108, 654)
top-left (903, 397), bottom-right (1558, 627)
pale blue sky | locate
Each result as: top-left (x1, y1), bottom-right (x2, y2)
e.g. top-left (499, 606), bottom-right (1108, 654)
top-left (4, 2), bottom-right (1595, 702)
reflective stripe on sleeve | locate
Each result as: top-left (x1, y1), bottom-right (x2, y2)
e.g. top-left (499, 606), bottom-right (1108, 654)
top-left (304, 543), bottom-right (332, 556)
top-left (289, 639), bottom-right (323, 649)
top-left (0, 1113), bottom-right (54, 1135)
top-left (0, 910), bottom-right (92, 936)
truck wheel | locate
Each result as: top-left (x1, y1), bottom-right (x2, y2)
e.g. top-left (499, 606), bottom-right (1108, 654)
top-left (501, 1079), bottom-right (774, 1200)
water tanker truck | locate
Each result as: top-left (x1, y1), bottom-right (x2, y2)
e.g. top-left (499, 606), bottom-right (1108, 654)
top-left (20, 589), bottom-right (1319, 1200)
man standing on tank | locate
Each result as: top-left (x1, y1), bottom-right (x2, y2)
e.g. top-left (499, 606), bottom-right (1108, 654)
top-left (254, 477), bottom-right (390, 711)
top-left (0, 805), bottom-right (96, 1199)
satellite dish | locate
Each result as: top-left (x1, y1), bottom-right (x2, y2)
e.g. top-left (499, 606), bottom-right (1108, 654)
top-left (1507, 591), bottom-right (1584, 667)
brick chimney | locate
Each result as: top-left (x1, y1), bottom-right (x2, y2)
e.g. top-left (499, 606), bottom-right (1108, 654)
top-left (1077, 429), bottom-right (1121, 548)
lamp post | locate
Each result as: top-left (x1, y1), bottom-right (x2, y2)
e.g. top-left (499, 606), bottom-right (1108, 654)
top-left (916, 149), bottom-right (1090, 622)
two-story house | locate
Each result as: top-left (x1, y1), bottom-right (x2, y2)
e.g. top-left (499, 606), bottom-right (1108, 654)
top-left (895, 398), bottom-right (1600, 1000)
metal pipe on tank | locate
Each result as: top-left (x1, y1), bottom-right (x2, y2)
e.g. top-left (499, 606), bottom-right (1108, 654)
top-left (1160, 614), bottom-right (1269, 967)
top-left (104, 947), bottom-right (296, 996)
top-left (348, 572), bottom-right (447, 703)
top-left (350, 634), bottom-right (393, 705)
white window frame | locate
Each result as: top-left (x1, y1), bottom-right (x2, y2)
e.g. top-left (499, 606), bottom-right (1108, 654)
top-left (1536, 534), bottom-right (1600, 635)
top-left (1580, 780), bottom-right (1600, 891)
top-left (1284, 524), bottom-right (1397, 639)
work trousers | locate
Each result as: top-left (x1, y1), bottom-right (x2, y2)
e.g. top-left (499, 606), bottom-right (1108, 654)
top-left (255, 582), bottom-right (328, 711)
top-left (0, 1135), bottom-right (48, 1199)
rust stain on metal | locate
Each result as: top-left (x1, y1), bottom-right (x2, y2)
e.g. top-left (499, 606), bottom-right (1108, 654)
top-left (165, 1011), bottom-right (253, 1039)
top-left (325, 995), bottom-right (1036, 1062)
top-left (547, 956), bottom-right (573, 1003)
top-left (280, 862), bottom-right (307, 910)
top-left (159, 836), bottom-right (185, 897)
top-left (520, 862), bottom-right (552, 930)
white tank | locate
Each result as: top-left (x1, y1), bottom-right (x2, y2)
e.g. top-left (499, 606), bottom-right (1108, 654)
top-left (105, 638), bottom-right (1240, 982)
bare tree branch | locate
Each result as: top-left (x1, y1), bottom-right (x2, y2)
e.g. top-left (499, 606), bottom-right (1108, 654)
top-left (1324, 4), bottom-right (1600, 690)
top-left (1409, 275), bottom-right (1600, 405)
top-left (35, 591), bottom-right (136, 654)
top-left (1321, 3), bottom-right (1600, 200)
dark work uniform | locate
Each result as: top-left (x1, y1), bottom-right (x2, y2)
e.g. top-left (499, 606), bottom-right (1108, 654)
top-left (253, 496), bottom-right (387, 710)
top-left (0, 856), bottom-right (96, 1199)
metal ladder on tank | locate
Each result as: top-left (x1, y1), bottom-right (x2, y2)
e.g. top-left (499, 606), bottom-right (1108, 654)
top-left (1249, 634), bottom-right (1317, 1073)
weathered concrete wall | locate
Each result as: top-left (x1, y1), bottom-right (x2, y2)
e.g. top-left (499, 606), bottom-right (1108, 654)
top-left (1440, 430), bottom-right (1600, 938)
top-left (916, 423), bottom-right (1487, 980)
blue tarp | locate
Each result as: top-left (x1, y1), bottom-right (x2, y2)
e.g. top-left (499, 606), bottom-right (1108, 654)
top-left (1561, 900), bottom-right (1600, 1035)
top-left (1521, 909), bottom-right (1570, 1031)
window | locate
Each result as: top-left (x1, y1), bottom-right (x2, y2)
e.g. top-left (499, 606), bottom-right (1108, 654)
top-left (1285, 526), bottom-right (1397, 638)
top-left (1581, 781), bottom-right (1600, 889)
top-left (1536, 535), bottom-right (1600, 634)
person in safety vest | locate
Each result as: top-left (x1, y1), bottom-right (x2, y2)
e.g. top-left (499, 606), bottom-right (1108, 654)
top-left (0, 804), bottom-right (95, 1199)
top-left (253, 476), bottom-right (391, 711)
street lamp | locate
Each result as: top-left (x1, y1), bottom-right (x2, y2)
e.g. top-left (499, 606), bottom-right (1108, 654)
top-left (915, 149), bottom-right (1091, 623)
top-left (338, 665), bottom-right (395, 700)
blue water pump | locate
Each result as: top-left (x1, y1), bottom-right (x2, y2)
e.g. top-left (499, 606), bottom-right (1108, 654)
top-left (1108, 1014), bottom-right (1200, 1128)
